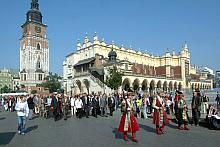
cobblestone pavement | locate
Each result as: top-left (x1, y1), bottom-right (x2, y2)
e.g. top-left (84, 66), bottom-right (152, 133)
top-left (0, 107), bottom-right (219, 147)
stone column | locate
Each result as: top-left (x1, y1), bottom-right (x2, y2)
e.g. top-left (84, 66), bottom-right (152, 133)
top-left (146, 87), bottom-right (150, 92)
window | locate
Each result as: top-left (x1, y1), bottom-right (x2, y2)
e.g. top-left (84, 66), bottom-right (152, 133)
top-left (24, 74), bottom-right (27, 81)
top-left (37, 61), bottom-right (41, 69)
top-left (37, 43), bottom-right (40, 50)
top-left (39, 74), bottom-right (43, 81)
top-left (125, 64), bottom-right (128, 70)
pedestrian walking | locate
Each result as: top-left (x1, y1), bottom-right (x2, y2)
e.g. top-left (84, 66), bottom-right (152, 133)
top-left (92, 95), bottom-right (99, 118)
top-left (15, 96), bottom-right (29, 135)
top-left (201, 92), bottom-right (209, 114)
top-left (84, 94), bottom-right (91, 118)
top-left (75, 95), bottom-right (83, 119)
top-left (152, 90), bottom-right (169, 135)
top-left (70, 96), bottom-right (76, 116)
top-left (143, 94), bottom-right (149, 119)
top-left (108, 95), bottom-right (115, 116)
top-left (176, 92), bottom-right (189, 130)
top-left (215, 92), bottom-right (220, 108)
top-left (191, 90), bottom-right (201, 126)
top-left (118, 92), bottom-right (139, 142)
top-left (27, 94), bottom-right (35, 120)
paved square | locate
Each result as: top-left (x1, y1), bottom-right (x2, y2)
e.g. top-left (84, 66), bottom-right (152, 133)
top-left (0, 108), bottom-right (219, 147)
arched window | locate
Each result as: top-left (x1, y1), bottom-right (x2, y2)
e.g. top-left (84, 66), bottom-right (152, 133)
top-left (37, 43), bottom-right (40, 50)
top-left (37, 61), bottom-right (41, 69)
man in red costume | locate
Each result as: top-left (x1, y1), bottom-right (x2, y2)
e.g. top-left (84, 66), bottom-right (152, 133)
top-left (152, 90), bottom-right (169, 135)
top-left (118, 92), bottom-right (139, 142)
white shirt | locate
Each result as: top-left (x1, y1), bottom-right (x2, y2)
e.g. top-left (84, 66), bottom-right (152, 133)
top-left (125, 99), bottom-right (132, 111)
top-left (75, 99), bottom-right (83, 109)
top-left (15, 101), bottom-right (29, 117)
top-left (71, 97), bottom-right (75, 107)
top-left (47, 98), bottom-right (52, 106)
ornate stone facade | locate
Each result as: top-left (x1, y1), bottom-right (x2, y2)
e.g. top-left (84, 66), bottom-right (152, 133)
top-left (63, 33), bottom-right (212, 94)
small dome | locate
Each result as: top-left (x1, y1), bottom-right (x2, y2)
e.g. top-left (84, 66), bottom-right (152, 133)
top-left (108, 49), bottom-right (117, 58)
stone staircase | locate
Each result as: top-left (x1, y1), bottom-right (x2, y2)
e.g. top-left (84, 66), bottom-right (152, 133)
top-left (89, 74), bottom-right (112, 94)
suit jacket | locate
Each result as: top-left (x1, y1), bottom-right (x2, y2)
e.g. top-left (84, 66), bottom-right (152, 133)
top-left (51, 96), bottom-right (58, 109)
top-left (92, 98), bottom-right (99, 108)
top-left (108, 97), bottom-right (115, 107)
top-left (191, 96), bottom-right (201, 110)
top-left (85, 96), bottom-right (91, 107)
top-left (27, 97), bottom-right (35, 109)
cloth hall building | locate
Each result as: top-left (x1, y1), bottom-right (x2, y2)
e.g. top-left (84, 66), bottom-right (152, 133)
top-left (63, 34), bottom-right (212, 95)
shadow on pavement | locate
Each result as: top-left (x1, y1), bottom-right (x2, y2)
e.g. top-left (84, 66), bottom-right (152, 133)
top-left (167, 122), bottom-right (177, 129)
top-left (32, 115), bottom-right (40, 120)
top-left (198, 119), bottom-right (209, 128)
top-left (138, 124), bottom-right (155, 133)
top-left (112, 127), bottom-right (123, 140)
top-left (0, 132), bottom-right (16, 145)
top-left (0, 117), bottom-right (6, 120)
top-left (26, 125), bottom-right (38, 133)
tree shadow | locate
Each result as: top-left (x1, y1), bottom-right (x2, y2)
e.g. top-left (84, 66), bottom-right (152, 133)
top-left (112, 127), bottom-right (123, 140)
top-left (0, 132), bottom-right (16, 145)
top-left (26, 125), bottom-right (38, 133)
top-left (0, 117), bottom-right (6, 120)
top-left (138, 124), bottom-right (155, 133)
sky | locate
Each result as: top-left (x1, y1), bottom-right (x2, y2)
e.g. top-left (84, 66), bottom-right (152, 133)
top-left (0, 0), bottom-right (219, 75)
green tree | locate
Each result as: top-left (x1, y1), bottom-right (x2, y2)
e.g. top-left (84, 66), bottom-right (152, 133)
top-left (0, 85), bottom-right (12, 94)
top-left (20, 84), bottom-right (25, 89)
top-left (105, 66), bottom-right (123, 90)
top-left (39, 72), bottom-right (62, 93)
top-left (31, 90), bottom-right (37, 94)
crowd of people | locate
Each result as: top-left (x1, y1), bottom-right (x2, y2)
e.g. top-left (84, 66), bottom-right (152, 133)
top-left (0, 89), bottom-right (219, 138)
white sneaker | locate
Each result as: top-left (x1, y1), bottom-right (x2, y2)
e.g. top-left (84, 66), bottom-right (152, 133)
top-left (21, 132), bottom-right (25, 135)
top-left (18, 131), bottom-right (21, 134)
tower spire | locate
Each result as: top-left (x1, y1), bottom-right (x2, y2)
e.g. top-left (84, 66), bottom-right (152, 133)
top-left (31, 0), bottom-right (39, 10)
top-left (26, 0), bottom-right (43, 24)
top-left (184, 41), bottom-right (188, 49)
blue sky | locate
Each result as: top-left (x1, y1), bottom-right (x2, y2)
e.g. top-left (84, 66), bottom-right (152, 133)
top-left (0, 0), bottom-right (219, 75)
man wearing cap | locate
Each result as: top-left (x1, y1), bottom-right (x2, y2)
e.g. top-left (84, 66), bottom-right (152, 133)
top-left (118, 92), bottom-right (139, 142)
top-left (152, 90), bottom-right (169, 135)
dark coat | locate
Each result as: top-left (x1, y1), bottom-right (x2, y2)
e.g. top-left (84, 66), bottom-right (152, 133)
top-left (192, 96), bottom-right (201, 110)
top-left (84, 96), bottom-right (91, 107)
top-left (92, 98), bottom-right (99, 108)
top-left (51, 96), bottom-right (58, 109)
top-left (27, 97), bottom-right (35, 109)
top-left (108, 97), bottom-right (115, 108)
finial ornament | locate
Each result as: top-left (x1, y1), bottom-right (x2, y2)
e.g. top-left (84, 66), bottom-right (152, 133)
top-left (184, 41), bottom-right (188, 49)
top-left (31, 0), bottom-right (39, 10)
